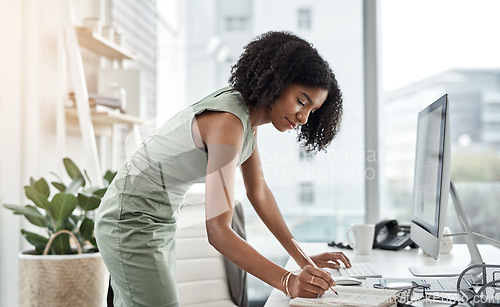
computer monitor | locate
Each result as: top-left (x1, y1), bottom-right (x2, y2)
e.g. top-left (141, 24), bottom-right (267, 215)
top-left (408, 94), bottom-right (484, 277)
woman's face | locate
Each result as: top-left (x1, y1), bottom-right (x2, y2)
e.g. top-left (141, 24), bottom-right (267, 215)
top-left (269, 83), bottom-right (328, 132)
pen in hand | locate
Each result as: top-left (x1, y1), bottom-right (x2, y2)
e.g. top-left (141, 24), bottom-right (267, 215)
top-left (291, 238), bottom-right (339, 296)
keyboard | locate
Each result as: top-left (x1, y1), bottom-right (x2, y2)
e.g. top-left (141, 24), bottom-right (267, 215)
top-left (328, 262), bottom-right (382, 279)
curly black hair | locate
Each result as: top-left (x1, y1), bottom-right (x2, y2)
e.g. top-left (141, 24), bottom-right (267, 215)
top-left (229, 31), bottom-right (343, 153)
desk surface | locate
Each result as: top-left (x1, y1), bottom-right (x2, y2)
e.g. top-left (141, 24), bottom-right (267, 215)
top-left (264, 243), bottom-right (500, 306)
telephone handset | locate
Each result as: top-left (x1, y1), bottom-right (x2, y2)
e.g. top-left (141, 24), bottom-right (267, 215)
top-left (374, 219), bottom-right (418, 250)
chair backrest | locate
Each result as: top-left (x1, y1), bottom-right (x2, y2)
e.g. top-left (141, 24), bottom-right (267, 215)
top-left (175, 203), bottom-right (238, 307)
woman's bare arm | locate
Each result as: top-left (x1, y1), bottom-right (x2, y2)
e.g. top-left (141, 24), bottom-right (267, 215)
top-left (194, 111), bottom-right (332, 298)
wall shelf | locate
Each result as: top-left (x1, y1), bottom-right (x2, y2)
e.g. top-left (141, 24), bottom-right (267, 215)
top-left (58, 4), bottom-right (143, 181)
top-left (66, 108), bottom-right (144, 126)
top-left (75, 27), bottom-right (137, 61)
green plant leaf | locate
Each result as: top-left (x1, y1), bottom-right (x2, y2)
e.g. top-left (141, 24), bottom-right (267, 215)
top-left (63, 158), bottom-right (86, 187)
top-left (77, 193), bottom-right (101, 212)
top-left (51, 181), bottom-right (67, 192)
top-left (3, 204), bottom-right (28, 214)
top-left (79, 217), bottom-right (94, 241)
top-left (24, 186), bottom-right (49, 210)
top-left (65, 176), bottom-right (84, 194)
top-left (89, 236), bottom-right (98, 249)
top-left (3, 158), bottom-right (116, 255)
top-left (25, 206), bottom-right (48, 227)
top-left (3, 204), bottom-right (47, 227)
top-left (84, 169), bottom-right (93, 187)
top-left (44, 213), bottom-right (56, 232)
top-left (64, 216), bottom-right (77, 232)
top-left (48, 232), bottom-right (71, 255)
top-left (83, 188), bottom-right (108, 198)
top-left (104, 170), bottom-right (117, 186)
top-left (50, 171), bottom-right (64, 183)
top-left (92, 187), bottom-right (107, 198)
top-left (20, 229), bottom-right (49, 255)
top-left (70, 214), bottom-right (79, 224)
top-left (48, 193), bottom-right (77, 227)
top-left (33, 178), bottom-right (50, 198)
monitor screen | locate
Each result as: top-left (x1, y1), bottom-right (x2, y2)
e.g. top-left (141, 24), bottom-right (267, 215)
top-left (412, 102), bottom-right (446, 237)
top-left (409, 94), bottom-right (484, 276)
top-left (410, 94), bottom-right (450, 261)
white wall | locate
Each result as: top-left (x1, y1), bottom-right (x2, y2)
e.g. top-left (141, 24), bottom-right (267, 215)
top-left (0, 1), bottom-right (96, 305)
top-left (0, 0), bottom-right (24, 304)
top-left (156, 0), bottom-right (187, 125)
top-left (185, 0), bottom-right (219, 104)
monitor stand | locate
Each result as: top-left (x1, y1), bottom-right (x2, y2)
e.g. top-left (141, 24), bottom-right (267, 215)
top-left (408, 182), bottom-right (484, 277)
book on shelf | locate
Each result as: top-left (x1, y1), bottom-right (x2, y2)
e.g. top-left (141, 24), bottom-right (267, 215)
top-left (289, 286), bottom-right (398, 307)
top-left (68, 92), bottom-right (123, 112)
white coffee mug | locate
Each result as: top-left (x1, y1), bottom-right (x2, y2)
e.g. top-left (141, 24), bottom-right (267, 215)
top-left (346, 224), bottom-right (375, 255)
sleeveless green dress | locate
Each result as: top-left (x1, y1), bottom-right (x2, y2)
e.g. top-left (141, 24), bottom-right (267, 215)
top-left (95, 87), bottom-right (256, 306)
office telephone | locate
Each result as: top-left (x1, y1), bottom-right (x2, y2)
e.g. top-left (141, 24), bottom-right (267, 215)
top-left (374, 219), bottom-right (418, 250)
top-left (328, 219), bottom-right (418, 251)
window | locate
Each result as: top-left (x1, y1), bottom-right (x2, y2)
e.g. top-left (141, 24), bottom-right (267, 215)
top-left (379, 0), bottom-right (500, 243)
top-left (299, 148), bottom-right (315, 161)
top-left (297, 8), bottom-right (312, 30)
top-left (299, 182), bottom-right (315, 204)
top-left (164, 1), bottom-right (365, 303)
top-left (485, 102), bottom-right (500, 113)
top-left (225, 16), bottom-right (248, 31)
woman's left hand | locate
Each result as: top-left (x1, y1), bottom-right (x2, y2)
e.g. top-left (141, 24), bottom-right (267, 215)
top-left (310, 252), bottom-right (351, 270)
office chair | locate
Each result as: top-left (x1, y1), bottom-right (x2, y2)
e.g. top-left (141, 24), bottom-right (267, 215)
top-left (176, 193), bottom-right (247, 307)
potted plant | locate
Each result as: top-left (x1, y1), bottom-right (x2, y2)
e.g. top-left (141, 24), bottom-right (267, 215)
top-left (3, 157), bottom-right (115, 306)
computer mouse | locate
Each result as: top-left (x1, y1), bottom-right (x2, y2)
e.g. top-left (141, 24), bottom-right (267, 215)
top-left (334, 277), bottom-right (362, 286)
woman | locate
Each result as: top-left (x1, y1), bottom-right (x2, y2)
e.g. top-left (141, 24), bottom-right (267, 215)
top-left (95, 31), bottom-right (350, 306)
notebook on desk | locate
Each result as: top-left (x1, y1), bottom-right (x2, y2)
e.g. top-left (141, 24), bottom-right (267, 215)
top-left (365, 276), bottom-right (459, 293)
top-left (289, 286), bottom-right (398, 307)
top-left (327, 262), bottom-right (382, 279)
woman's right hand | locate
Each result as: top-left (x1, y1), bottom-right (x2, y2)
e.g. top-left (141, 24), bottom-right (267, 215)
top-left (287, 265), bottom-right (335, 298)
